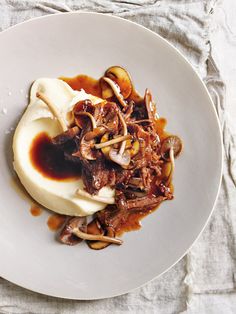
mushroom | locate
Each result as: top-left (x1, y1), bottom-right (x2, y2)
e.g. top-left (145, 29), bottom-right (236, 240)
top-left (87, 219), bottom-right (104, 236)
top-left (109, 149), bottom-right (131, 167)
top-left (102, 77), bottom-right (127, 107)
top-left (132, 119), bottom-right (153, 125)
top-left (129, 140), bottom-right (140, 157)
top-left (161, 136), bottom-right (182, 161)
top-left (36, 91), bottom-right (68, 132)
top-left (59, 217), bottom-right (87, 245)
top-left (100, 78), bottom-right (114, 99)
top-left (59, 217), bottom-right (122, 246)
top-left (109, 111), bottom-right (131, 167)
top-left (105, 66), bottom-right (133, 99)
top-left (144, 88), bottom-right (158, 120)
top-left (76, 188), bottom-right (115, 204)
top-left (84, 126), bottom-right (107, 141)
top-left (75, 111), bottom-right (97, 129)
top-left (95, 134), bottom-right (131, 149)
top-left (124, 101), bottom-right (134, 121)
top-left (73, 111), bottom-right (98, 160)
top-left (73, 99), bottom-right (95, 129)
top-left (73, 223), bottom-right (122, 245)
top-left (76, 135), bottom-right (97, 160)
top-left (160, 135), bottom-right (182, 186)
top-left (100, 132), bottom-right (111, 157)
top-left (87, 226), bottom-right (117, 250)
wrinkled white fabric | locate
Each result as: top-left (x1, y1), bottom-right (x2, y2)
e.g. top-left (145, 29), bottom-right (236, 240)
top-left (0, 1), bottom-right (235, 313)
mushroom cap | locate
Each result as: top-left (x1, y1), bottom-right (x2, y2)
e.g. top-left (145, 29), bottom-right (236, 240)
top-left (161, 135), bottom-right (183, 161)
top-left (109, 148), bottom-right (131, 167)
top-left (100, 132), bottom-right (111, 157)
top-left (100, 78), bottom-right (114, 99)
top-left (59, 217), bottom-right (87, 246)
top-left (87, 226), bottom-right (116, 250)
top-left (105, 66), bottom-right (133, 99)
top-left (102, 77), bottom-right (127, 107)
top-left (73, 99), bottom-right (94, 129)
top-left (79, 135), bottom-right (97, 160)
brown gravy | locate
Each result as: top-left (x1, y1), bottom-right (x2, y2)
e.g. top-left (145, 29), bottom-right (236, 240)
top-left (47, 214), bottom-right (67, 231)
top-left (30, 204), bottom-right (42, 217)
top-left (116, 209), bottom-right (153, 235)
top-left (61, 75), bottom-right (102, 98)
top-left (30, 132), bottom-right (81, 181)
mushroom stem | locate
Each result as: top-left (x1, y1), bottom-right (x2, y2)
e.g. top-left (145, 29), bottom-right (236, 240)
top-left (76, 112), bottom-right (97, 129)
top-left (76, 188), bottom-right (115, 204)
top-left (36, 92), bottom-right (68, 132)
top-left (72, 228), bottom-right (123, 245)
top-left (144, 88), bottom-right (159, 120)
top-left (84, 126), bottom-right (107, 141)
top-left (133, 119), bottom-right (153, 124)
top-left (166, 147), bottom-right (175, 186)
top-left (94, 134), bottom-right (131, 149)
top-left (102, 77), bottom-right (127, 107)
top-left (118, 111), bottom-right (128, 155)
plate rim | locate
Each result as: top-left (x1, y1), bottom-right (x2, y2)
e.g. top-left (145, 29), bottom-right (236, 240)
top-left (0, 11), bottom-right (223, 300)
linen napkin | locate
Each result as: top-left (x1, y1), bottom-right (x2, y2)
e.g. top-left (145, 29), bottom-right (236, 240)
top-left (0, 1), bottom-right (235, 313)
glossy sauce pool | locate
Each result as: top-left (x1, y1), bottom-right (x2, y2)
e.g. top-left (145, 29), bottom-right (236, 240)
top-left (30, 132), bottom-right (81, 181)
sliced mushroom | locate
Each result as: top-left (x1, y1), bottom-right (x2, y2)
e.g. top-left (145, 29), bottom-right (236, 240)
top-left (59, 217), bottom-right (87, 246)
top-left (102, 77), bottom-right (127, 107)
top-left (87, 227), bottom-right (116, 250)
top-left (76, 188), bottom-right (115, 204)
top-left (100, 78), bottom-right (114, 99)
top-left (161, 135), bottom-right (182, 186)
top-left (105, 66), bottom-right (132, 99)
top-left (36, 92), bottom-right (68, 132)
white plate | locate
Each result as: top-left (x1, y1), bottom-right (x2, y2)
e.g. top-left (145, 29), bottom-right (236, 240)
top-left (0, 12), bottom-right (222, 299)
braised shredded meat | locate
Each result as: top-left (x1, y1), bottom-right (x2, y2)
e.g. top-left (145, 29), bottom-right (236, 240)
top-left (54, 66), bottom-right (182, 249)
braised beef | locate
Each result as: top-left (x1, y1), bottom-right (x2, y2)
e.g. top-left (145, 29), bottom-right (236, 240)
top-left (55, 69), bottom-right (182, 247)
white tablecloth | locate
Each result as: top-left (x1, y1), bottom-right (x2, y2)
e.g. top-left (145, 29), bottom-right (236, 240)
top-left (0, 1), bottom-right (235, 313)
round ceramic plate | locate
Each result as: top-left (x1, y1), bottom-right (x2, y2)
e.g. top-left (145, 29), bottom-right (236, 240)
top-left (0, 12), bottom-right (222, 299)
